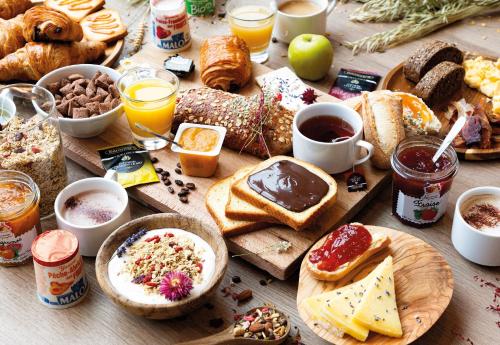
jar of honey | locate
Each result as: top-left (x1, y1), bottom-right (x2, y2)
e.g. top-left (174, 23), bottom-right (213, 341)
top-left (391, 136), bottom-right (458, 228)
top-left (0, 170), bottom-right (41, 266)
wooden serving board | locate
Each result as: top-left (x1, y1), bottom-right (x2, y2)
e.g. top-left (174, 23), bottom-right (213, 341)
top-left (61, 38), bottom-right (391, 280)
top-left (101, 39), bottom-right (124, 68)
top-left (382, 53), bottom-right (500, 160)
top-left (297, 225), bottom-right (454, 344)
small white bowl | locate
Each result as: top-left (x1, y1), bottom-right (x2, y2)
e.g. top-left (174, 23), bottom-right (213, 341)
top-left (54, 171), bottom-right (131, 256)
top-left (36, 64), bottom-right (123, 138)
top-left (451, 186), bottom-right (500, 266)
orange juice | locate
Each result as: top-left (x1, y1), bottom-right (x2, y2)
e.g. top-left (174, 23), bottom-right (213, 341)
top-left (228, 4), bottom-right (275, 58)
top-left (122, 79), bottom-right (177, 139)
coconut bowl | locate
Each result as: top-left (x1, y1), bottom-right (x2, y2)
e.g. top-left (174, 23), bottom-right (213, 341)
top-left (95, 213), bottom-right (228, 319)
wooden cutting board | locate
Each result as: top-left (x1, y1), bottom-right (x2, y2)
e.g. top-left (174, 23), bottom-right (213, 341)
top-left (61, 38), bottom-right (391, 280)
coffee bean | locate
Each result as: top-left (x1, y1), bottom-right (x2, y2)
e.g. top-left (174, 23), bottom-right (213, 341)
top-left (178, 191), bottom-right (188, 197)
top-left (175, 168), bottom-right (182, 174)
top-left (176, 162), bottom-right (181, 168)
top-left (231, 276), bottom-right (241, 284)
top-left (174, 179), bottom-right (184, 186)
top-left (167, 186), bottom-right (174, 194)
top-left (259, 279), bottom-right (267, 286)
top-left (164, 179), bottom-right (171, 186)
top-left (181, 187), bottom-right (190, 193)
top-left (161, 175), bottom-right (168, 181)
top-left (151, 157), bottom-right (158, 164)
top-left (14, 132), bottom-right (23, 141)
top-left (185, 182), bottom-right (196, 190)
top-left (179, 196), bottom-right (188, 203)
top-left (161, 171), bottom-right (170, 177)
top-left (155, 167), bottom-right (163, 173)
top-left (272, 37), bottom-right (278, 43)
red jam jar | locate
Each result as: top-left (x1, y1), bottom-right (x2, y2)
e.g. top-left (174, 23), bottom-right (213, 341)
top-left (391, 136), bottom-right (458, 228)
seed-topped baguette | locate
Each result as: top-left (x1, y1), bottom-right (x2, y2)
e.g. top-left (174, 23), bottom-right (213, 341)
top-left (414, 61), bottom-right (465, 106)
top-left (403, 40), bottom-right (463, 83)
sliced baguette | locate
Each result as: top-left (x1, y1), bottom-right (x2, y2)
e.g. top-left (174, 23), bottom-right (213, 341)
top-left (306, 223), bottom-right (391, 281)
top-left (361, 91), bottom-right (405, 170)
top-left (226, 166), bottom-right (279, 223)
top-left (231, 156), bottom-right (337, 231)
top-left (205, 176), bottom-right (270, 237)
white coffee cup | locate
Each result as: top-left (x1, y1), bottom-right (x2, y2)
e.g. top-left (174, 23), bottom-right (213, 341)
top-left (451, 186), bottom-right (500, 266)
top-left (293, 102), bottom-right (373, 174)
top-left (54, 170), bottom-right (131, 256)
top-left (275, 0), bottom-right (336, 43)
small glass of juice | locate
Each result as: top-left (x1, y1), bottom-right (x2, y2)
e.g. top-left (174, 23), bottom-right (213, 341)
top-left (227, 0), bottom-right (277, 63)
top-left (116, 67), bottom-right (179, 150)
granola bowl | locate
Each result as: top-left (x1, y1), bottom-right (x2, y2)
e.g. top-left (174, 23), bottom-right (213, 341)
top-left (36, 64), bottom-right (123, 138)
top-left (95, 213), bottom-right (228, 319)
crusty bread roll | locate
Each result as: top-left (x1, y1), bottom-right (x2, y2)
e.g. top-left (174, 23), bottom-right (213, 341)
top-left (361, 91), bottom-right (405, 169)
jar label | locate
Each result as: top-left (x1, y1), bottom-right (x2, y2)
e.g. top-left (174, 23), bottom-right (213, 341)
top-left (0, 222), bottom-right (37, 264)
top-left (395, 184), bottom-right (449, 224)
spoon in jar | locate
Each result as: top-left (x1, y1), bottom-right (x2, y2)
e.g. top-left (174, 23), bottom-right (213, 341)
top-left (432, 116), bottom-right (466, 163)
top-left (134, 122), bottom-right (183, 148)
top-left (177, 306), bottom-right (291, 345)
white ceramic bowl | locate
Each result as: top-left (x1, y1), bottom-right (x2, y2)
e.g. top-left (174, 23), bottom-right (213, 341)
top-left (36, 64), bottom-right (123, 138)
top-left (451, 186), bottom-right (500, 266)
top-left (54, 171), bottom-right (131, 256)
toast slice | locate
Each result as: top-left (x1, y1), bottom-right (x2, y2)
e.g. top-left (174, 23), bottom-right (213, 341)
top-left (206, 176), bottom-right (270, 237)
top-left (45, 0), bottom-right (105, 22)
top-left (306, 224), bottom-right (391, 281)
top-left (231, 156), bottom-right (337, 231)
top-left (81, 9), bottom-right (128, 43)
top-left (226, 166), bottom-right (278, 223)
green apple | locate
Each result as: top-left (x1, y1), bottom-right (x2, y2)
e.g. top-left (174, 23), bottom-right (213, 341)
top-left (288, 34), bottom-right (334, 81)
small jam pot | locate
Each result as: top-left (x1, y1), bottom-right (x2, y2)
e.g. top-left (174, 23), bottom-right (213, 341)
top-left (391, 136), bottom-right (458, 228)
top-left (172, 123), bottom-right (226, 177)
top-left (31, 230), bottom-right (89, 308)
top-left (0, 170), bottom-right (41, 266)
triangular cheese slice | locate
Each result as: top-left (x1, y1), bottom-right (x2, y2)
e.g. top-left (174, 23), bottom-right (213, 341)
top-left (352, 256), bottom-right (403, 337)
top-left (302, 266), bottom-right (381, 341)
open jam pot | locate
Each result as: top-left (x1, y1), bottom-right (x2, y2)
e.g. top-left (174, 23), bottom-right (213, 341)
top-left (391, 136), bottom-right (458, 228)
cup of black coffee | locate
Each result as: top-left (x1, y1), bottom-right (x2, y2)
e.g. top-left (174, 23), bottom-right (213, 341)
top-left (292, 103), bottom-right (373, 174)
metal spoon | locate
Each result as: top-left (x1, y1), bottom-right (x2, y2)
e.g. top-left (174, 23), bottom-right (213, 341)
top-left (134, 122), bottom-right (183, 148)
top-left (331, 136), bottom-right (351, 143)
top-left (177, 306), bottom-right (291, 345)
top-left (432, 116), bottom-right (466, 163)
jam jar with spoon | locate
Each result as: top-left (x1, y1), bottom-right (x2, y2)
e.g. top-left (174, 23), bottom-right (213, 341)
top-left (391, 136), bottom-right (458, 228)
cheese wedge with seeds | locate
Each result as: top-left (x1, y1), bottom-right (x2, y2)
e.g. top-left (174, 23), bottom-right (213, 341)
top-left (352, 256), bottom-right (403, 338)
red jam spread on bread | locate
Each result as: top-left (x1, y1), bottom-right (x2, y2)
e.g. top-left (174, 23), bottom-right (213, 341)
top-left (309, 224), bottom-right (372, 272)
top-left (247, 160), bottom-right (329, 212)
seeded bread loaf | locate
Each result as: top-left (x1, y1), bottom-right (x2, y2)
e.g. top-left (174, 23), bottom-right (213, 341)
top-left (173, 87), bottom-right (294, 158)
top-left (414, 61), bottom-right (465, 106)
top-left (403, 40), bottom-right (463, 83)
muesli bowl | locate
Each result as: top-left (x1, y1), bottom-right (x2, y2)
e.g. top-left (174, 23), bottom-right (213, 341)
top-left (95, 213), bottom-right (228, 319)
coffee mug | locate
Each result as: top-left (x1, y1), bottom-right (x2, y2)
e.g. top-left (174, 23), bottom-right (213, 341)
top-left (54, 170), bottom-right (131, 256)
top-left (293, 102), bottom-right (373, 174)
top-left (275, 0), bottom-right (336, 43)
top-left (451, 186), bottom-right (500, 266)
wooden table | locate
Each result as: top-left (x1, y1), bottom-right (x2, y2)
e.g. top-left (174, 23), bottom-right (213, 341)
top-left (2, 1), bottom-right (499, 344)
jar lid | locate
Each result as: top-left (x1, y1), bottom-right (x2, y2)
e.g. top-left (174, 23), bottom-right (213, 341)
top-left (31, 230), bottom-right (79, 267)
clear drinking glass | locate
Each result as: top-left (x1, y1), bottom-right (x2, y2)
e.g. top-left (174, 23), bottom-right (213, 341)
top-left (227, 0), bottom-right (277, 63)
top-left (0, 84), bottom-right (67, 219)
top-left (116, 67), bottom-right (179, 150)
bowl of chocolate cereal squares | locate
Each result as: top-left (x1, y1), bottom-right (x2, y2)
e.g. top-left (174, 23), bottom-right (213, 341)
top-left (36, 64), bottom-right (123, 138)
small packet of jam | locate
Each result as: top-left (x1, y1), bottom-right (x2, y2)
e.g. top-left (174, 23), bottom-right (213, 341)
top-left (98, 143), bottom-right (159, 188)
top-left (329, 68), bottom-right (381, 100)
top-left (164, 55), bottom-right (195, 78)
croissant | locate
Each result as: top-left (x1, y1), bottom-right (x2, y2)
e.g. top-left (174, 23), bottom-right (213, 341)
top-left (200, 35), bottom-right (252, 92)
top-left (0, 14), bottom-right (25, 59)
top-left (0, 0), bottom-right (31, 20)
top-left (0, 41), bottom-right (106, 81)
top-left (22, 5), bottom-right (83, 42)
top-left (173, 87), bottom-right (294, 158)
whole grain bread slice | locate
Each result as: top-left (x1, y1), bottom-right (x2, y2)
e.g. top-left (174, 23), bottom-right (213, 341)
top-left (414, 61), bottom-right (465, 106)
top-left (226, 166), bottom-right (279, 223)
top-left (231, 156), bottom-right (337, 231)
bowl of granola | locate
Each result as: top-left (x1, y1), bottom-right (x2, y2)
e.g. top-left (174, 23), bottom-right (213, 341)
top-left (95, 213), bottom-right (228, 319)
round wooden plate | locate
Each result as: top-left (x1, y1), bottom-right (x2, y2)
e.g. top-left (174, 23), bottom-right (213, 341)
top-left (297, 225), bottom-right (454, 345)
top-left (101, 39), bottom-right (124, 67)
top-left (382, 53), bottom-right (500, 161)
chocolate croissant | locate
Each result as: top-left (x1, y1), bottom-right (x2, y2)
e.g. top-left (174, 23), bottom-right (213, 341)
top-left (0, 14), bottom-right (25, 59)
top-left (0, 41), bottom-right (106, 81)
top-left (200, 35), bottom-right (252, 92)
top-left (0, 0), bottom-right (31, 20)
top-left (22, 5), bottom-right (83, 42)
top-left (173, 87), bottom-right (294, 158)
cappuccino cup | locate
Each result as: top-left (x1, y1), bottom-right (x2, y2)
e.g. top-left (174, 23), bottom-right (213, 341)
top-left (275, 0), bottom-right (336, 43)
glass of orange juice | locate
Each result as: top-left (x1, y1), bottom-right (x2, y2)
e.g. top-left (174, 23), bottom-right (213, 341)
top-left (116, 67), bottom-right (179, 150)
top-left (227, 0), bottom-right (277, 63)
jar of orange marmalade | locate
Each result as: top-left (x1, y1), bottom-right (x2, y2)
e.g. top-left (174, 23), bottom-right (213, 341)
top-left (0, 170), bottom-right (41, 266)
